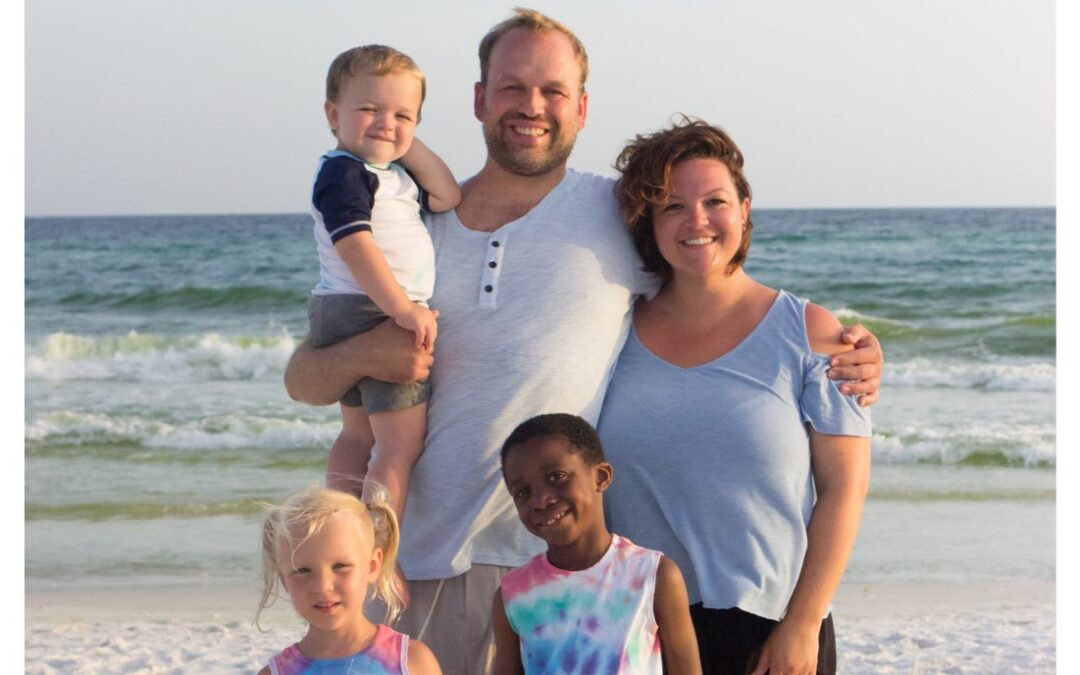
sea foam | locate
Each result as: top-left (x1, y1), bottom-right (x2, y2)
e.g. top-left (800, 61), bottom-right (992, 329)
top-left (25, 331), bottom-right (297, 381)
top-left (883, 358), bottom-right (1054, 392)
top-left (26, 409), bottom-right (1055, 466)
top-left (26, 410), bottom-right (339, 451)
top-left (871, 425), bottom-right (1055, 467)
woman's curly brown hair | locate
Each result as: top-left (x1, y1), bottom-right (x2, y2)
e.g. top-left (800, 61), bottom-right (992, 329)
top-left (614, 116), bottom-right (753, 281)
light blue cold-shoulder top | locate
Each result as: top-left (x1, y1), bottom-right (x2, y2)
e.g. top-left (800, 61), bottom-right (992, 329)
top-left (597, 290), bottom-right (871, 621)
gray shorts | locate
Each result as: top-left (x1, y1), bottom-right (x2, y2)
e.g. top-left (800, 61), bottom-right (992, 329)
top-left (307, 293), bottom-right (431, 413)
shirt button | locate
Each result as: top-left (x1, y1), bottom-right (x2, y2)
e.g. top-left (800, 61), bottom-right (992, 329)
top-left (491, 241), bottom-right (500, 247)
top-left (484, 285), bottom-right (493, 293)
top-left (488, 261), bottom-right (497, 268)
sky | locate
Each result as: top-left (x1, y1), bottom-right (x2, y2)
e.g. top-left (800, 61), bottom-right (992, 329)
top-left (24, 0), bottom-right (1056, 216)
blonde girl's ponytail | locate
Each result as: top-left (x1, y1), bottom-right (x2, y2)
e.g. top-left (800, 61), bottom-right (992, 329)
top-left (362, 482), bottom-right (404, 624)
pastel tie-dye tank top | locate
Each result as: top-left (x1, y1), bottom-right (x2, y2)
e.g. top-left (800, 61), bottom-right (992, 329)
top-left (500, 535), bottom-right (663, 674)
top-left (267, 623), bottom-right (408, 675)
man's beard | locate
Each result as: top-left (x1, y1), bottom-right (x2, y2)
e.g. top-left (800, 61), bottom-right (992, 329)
top-left (483, 113), bottom-right (576, 177)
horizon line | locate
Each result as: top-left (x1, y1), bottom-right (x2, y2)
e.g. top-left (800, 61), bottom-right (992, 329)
top-left (24, 204), bottom-right (1058, 220)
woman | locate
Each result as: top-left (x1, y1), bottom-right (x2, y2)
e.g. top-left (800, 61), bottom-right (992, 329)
top-left (598, 119), bottom-right (872, 675)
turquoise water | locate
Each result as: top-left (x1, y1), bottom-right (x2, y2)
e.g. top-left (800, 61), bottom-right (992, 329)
top-left (24, 208), bottom-right (1055, 585)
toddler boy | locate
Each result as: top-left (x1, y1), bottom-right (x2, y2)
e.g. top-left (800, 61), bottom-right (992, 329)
top-left (307, 44), bottom-right (460, 521)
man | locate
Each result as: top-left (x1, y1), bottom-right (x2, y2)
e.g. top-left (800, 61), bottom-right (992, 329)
top-left (285, 9), bottom-right (883, 674)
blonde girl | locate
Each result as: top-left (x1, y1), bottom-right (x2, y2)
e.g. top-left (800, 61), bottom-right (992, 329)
top-left (257, 485), bottom-right (441, 675)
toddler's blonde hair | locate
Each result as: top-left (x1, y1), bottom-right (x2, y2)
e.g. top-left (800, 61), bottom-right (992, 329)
top-left (325, 44), bottom-right (426, 121)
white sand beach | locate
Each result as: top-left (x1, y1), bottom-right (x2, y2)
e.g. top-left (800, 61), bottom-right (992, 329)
top-left (25, 579), bottom-right (1055, 674)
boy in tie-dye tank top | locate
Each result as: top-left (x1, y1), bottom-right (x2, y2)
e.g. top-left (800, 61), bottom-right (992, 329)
top-left (491, 414), bottom-right (701, 675)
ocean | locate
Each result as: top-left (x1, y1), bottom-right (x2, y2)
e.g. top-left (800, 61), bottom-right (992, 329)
top-left (24, 208), bottom-right (1055, 590)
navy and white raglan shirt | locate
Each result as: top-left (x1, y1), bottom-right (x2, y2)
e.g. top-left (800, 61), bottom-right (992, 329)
top-left (310, 149), bottom-right (436, 304)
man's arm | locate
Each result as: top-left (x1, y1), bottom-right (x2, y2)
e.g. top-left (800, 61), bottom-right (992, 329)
top-left (283, 322), bottom-right (434, 406)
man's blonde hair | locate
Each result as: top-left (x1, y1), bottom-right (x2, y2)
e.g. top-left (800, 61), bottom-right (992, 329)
top-left (477, 7), bottom-right (589, 91)
top-left (325, 44), bottom-right (427, 118)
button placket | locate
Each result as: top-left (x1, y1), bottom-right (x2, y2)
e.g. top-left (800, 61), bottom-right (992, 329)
top-left (479, 233), bottom-right (507, 309)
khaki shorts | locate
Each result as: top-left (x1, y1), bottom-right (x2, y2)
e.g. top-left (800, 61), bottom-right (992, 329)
top-left (396, 564), bottom-right (512, 675)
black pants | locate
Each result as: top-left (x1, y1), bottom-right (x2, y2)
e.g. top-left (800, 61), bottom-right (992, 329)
top-left (689, 605), bottom-right (836, 675)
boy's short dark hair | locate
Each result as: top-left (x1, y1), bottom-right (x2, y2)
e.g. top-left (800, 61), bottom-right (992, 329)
top-left (500, 413), bottom-right (606, 467)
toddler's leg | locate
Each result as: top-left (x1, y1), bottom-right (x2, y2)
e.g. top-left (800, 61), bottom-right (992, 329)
top-left (364, 402), bottom-right (427, 522)
top-left (326, 404), bottom-right (375, 497)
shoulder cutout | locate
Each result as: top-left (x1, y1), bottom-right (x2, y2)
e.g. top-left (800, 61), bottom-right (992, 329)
top-left (805, 302), bottom-right (853, 357)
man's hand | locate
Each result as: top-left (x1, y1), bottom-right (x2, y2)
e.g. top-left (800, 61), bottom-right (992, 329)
top-left (828, 323), bottom-right (883, 407)
top-left (283, 320), bottom-right (434, 405)
top-left (365, 316), bottom-right (436, 383)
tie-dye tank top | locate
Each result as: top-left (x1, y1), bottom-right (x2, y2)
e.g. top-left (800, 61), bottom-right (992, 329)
top-left (267, 623), bottom-right (409, 675)
top-left (500, 535), bottom-right (663, 674)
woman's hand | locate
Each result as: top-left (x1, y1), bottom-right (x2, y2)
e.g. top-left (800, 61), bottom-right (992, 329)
top-left (749, 618), bottom-right (819, 675)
